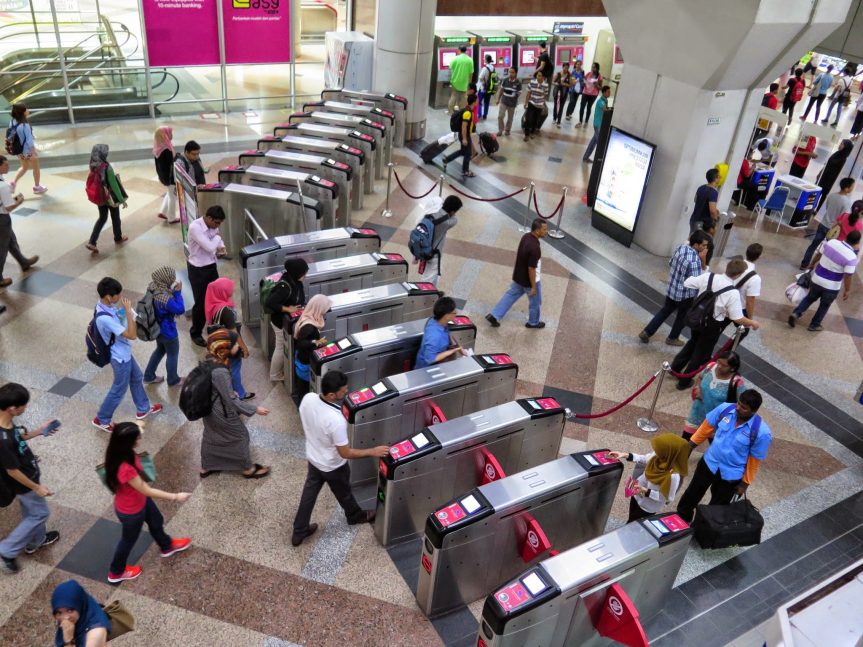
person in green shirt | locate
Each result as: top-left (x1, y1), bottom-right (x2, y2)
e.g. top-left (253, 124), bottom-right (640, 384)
top-left (448, 45), bottom-right (475, 112)
top-left (582, 85), bottom-right (611, 163)
top-left (86, 144), bottom-right (129, 254)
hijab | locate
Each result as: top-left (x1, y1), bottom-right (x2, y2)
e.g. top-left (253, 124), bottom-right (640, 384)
top-left (293, 293), bottom-right (331, 339)
top-left (148, 266), bottom-right (176, 308)
top-left (831, 139), bottom-right (854, 166)
top-left (152, 126), bottom-right (174, 158)
top-left (204, 277), bottom-right (235, 324)
top-left (89, 144), bottom-right (109, 182)
top-left (206, 327), bottom-right (236, 363)
top-left (51, 580), bottom-right (110, 647)
top-left (643, 433), bottom-right (690, 499)
top-left (283, 258), bottom-right (309, 285)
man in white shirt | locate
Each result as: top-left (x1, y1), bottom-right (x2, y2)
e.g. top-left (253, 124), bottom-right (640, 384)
top-left (800, 177), bottom-right (855, 269)
top-left (187, 205), bottom-right (226, 346)
top-left (0, 155), bottom-right (38, 289)
top-left (291, 370), bottom-right (389, 547)
top-left (671, 259), bottom-right (760, 389)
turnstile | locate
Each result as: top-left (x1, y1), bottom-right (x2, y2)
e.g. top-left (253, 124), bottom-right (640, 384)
top-left (302, 102), bottom-right (396, 167)
top-left (218, 165), bottom-right (342, 230)
top-left (478, 513), bottom-right (693, 647)
top-left (375, 397), bottom-right (567, 547)
top-left (342, 353), bottom-right (518, 486)
top-left (310, 316), bottom-right (478, 394)
top-left (320, 89), bottom-right (408, 146)
top-left (195, 183), bottom-right (321, 254)
top-left (416, 451), bottom-right (622, 618)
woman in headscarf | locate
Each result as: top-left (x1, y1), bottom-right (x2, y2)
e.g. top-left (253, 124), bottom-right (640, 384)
top-left (608, 434), bottom-right (691, 522)
top-left (143, 266), bottom-right (185, 387)
top-left (264, 257), bottom-right (309, 382)
top-left (291, 293), bottom-right (332, 405)
top-left (85, 144), bottom-right (128, 254)
top-left (51, 579), bottom-right (111, 647)
top-left (815, 138), bottom-right (854, 210)
top-left (200, 329), bottom-right (270, 479)
top-left (153, 126), bottom-right (179, 223)
top-left (205, 277), bottom-right (253, 400)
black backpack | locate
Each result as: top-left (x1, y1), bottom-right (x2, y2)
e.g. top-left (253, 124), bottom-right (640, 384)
top-left (450, 110), bottom-right (465, 133)
top-left (85, 310), bottom-right (115, 367)
top-left (684, 273), bottom-right (736, 331)
top-left (178, 361), bottom-right (226, 421)
top-left (4, 122), bottom-right (23, 156)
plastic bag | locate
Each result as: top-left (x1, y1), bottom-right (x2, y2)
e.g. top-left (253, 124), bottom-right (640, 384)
top-left (785, 282), bottom-right (807, 306)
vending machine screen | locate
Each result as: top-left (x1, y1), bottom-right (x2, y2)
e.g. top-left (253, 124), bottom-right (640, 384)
top-left (521, 50), bottom-right (535, 66)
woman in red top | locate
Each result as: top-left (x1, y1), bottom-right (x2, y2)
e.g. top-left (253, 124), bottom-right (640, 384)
top-left (789, 135), bottom-right (818, 178)
top-left (835, 200), bottom-right (863, 241)
top-left (105, 422), bottom-right (192, 583)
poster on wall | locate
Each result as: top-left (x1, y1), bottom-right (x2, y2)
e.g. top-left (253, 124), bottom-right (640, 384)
top-left (141, 0), bottom-right (219, 66)
top-left (223, 0), bottom-right (291, 64)
top-left (594, 127), bottom-right (656, 233)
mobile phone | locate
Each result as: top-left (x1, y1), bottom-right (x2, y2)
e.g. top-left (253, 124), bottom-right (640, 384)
top-left (43, 420), bottom-right (61, 436)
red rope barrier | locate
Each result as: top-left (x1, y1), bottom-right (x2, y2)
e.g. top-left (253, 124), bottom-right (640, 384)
top-left (572, 373), bottom-right (658, 419)
top-left (533, 192), bottom-right (565, 220)
top-left (448, 184), bottom-right (526, 202)
top-left (393, 169), bottom-right (438, 199)
top-left (668, 337), bottom-right (735, 380)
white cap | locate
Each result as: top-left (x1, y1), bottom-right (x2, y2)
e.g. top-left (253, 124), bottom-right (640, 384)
top-left (420, 196), bottom-right (444, 215)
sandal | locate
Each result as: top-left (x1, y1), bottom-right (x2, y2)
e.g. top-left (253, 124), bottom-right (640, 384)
top-left (85, 243), bottom-right (99, 254)
top-left (463, 171), bottom-right (477, 178)
top-left (199, 470), bottom-right (220, 478)
top-left (158, 213), bottom-right (168, 220)
top-left (114, 235), bottom-right (129, 244)
top-left (242, 463), bottom-right (270, 479)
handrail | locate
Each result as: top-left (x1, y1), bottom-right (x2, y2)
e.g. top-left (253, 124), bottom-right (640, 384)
top-left (244, 209), bottom-right (269, 242)
top-left (21, 69), bottom-right (180, 111)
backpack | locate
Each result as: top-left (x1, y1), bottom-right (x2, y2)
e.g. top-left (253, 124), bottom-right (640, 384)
top-left (85, 310), bottom-right (115, 367)
top-left (4, 122), bottom-right (23, 156)
top-left (260, 272), bottom-right (289, 315)
top-left (135, 290), bottom-right (161, 342)
top-left (85, 164), bottom-right (108, 205)
top-left (178, 361), bottom-right (226, 421)
top-left (838, 78), bottom-right (852, 104)
top-left (450, 110), bottom-right (465, 133)
top-left (486, 65), bottom-right (499, 94)
top-left (479, 132), bottom-right (499, 156)
top-left (409, 213), bottom-right (448, 261)
top-left (791, 80), bottom-right (804, 102)
top-left (684, 273), bottom-right (736, 331)
top-left (735, 270), bottom-right (757, 292)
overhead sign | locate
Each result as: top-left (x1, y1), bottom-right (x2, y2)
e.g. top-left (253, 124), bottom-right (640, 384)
top-left (553, 22), bottom-right (584, 35)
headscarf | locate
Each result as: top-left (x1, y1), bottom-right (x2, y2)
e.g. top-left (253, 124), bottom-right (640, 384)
top-left (827, 139), bottom-right (854, 169)
top-left (89, 144), bottom-right (109, 182)
top-left (152, 126), bottom-right (174, 158)
top-left (51, 580), bottom-right (111, 647)
top-left (283, 258), bottom-right (309, 285)
top-left (204, 277), bottom-right (235, 324)
top-left (644, 433), bottom-right (690, 499)
top-left (293, 293), bottom-right (331, 339)
top-left (148, 266), bottom-right (176, 308)
top-left (206, 327), bottom-right (236, 362)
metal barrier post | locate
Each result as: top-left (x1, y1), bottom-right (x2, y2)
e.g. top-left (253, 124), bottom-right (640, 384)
top-left (636, 362), bottom-right (670, 433)
top-left (244, 208), bottom-right (269, 244)
top-left (381, 162), bottom-right (394, 218)
top-left (295, 179), bottom-right (309, 232)
top-left (715, 210), bottom-right (737, 258)
top-left (520, 182), bottom-right (535, 232)
top-left (548, 187), bottom-right (567, 239)
top-left (438, 175), bottom-right (446, 197)
top-left (731, 325), bottom-right (747, 352)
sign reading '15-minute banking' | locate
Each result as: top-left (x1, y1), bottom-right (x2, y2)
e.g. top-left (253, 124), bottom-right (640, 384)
top-left (141, 0), bottom-right (291, 67)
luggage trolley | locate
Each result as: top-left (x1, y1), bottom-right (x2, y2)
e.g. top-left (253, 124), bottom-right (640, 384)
top-left (416, 450), bottom-right (623, 618)
top-left (375, 397), bottom-right (567, 547)
top-left (341, 353), bottom-right (518, 486)
top-left (478, 513), bottom-right (693, 647)
top-left (320, 89), bottom-right (407, 147)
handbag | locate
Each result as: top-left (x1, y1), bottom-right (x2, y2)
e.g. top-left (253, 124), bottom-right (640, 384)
top-left (95, 451), bottom-right (156, 490)
top-left (102, 600), bottom-right (134, 640)
top-left (796, 270), bottom-right (812, 289)
top-left (826, 223), bottom-right (841, 240)
top-left (693, 494), bottom-right (764, 549)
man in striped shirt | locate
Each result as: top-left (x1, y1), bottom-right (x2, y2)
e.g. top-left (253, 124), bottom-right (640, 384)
top-left (789, 230), bottom-right (860, 331)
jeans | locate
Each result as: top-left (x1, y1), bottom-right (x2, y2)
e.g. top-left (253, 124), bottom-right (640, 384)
top-left (583, 125), bottom-right (599, 161)
top-left (0, 490), bottom-right (49, 558)
top-left (552, 87), bottom-right (567, 123)
top-left (292, 462), bottom-right (365, 537)
top-left (579, 94), bottom-right (597, 123)
top-left (109, 498), bottom-right (172, 576)
top-left (565, 92), bottom-right (581, 117)
top-left (643, 296), bottom-right (693, 340)
top-left (443, 141), bottom-right (471, 174)
top-left (0, 212), bottom-right (29, 279)
top-left (677, 457), bottom-right (740, 523)
top-left (497, 104), bottom-right (516, 134)
top-left (89, 205), bottom-right (122, 246)
top-left (801, 94), bottom-right (826, 121)
top-left (97, 358), bottom-right (150, 424)
top-left (490, 281), bottom-right (542, 325)
top-left (229, 355), bottom-right (247, 399)
top-left (187, 262), bottom-right (219, 339)
top-left (144, 334), bottom-right (180, 385)
top-left (823, 96), bottom-right (843, 123)
top-left (477, 90), bottom-right (492, 119)
top-left (800, 224), bottom-right (828, 268)
top-left (793, 282), bottom-right (839, 327)
top-left (670, 319), bottom-right (723, 386)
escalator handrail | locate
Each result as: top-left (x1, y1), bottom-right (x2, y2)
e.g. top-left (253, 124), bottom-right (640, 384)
top-left (21, 69), bottom-right (180, 111)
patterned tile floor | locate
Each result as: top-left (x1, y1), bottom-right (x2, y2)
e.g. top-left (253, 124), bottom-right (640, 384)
top-left (0, 106), bottom-right (861, 646)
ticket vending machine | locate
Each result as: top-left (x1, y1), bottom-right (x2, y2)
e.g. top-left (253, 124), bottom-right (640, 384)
top-left (477, 513), bottom-right (693, 647)
top-left (320, 89), bottom-right (408, 147)
top-left (416, 450), bottom-right (623, 618)
top-left (469, 31), bottom-right (514, 74)
top-left (507, 30), bottom-right (550, 81)
top-left (430, 31), bottom-right (475, 109)
top-left (375, 397), bottom-right (567, 547)
top-left (309, 316), bottom-right (478, 394)
top-left (548, 32), bottom-right (586, 69)
top-left (342, 353), bottom-right (518, 486)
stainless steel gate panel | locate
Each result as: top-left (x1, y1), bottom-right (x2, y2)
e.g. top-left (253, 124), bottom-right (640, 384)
top-left (321, 88), bottom-right (407, 147)
top-left (290, 110), bottom-right (391, 177)
top-left (304, 100), bottom-right (397, 159)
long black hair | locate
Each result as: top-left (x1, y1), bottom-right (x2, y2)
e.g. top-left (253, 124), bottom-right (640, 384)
top-left (716, 350), bottom-right (742, 402)
top-left (104, 422), bottom-right (141, 493)
top-left (848, 200), bottom-right (862, 227)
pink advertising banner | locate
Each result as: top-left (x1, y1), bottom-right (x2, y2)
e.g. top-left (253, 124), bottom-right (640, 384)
top-left (223, 0), bottom-right (292, 64)
top-left (141, 0), bottom-right (220, 67)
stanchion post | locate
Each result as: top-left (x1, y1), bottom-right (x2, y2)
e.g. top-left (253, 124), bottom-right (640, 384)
top-left (381, 162), bottom-right (394, 218)
top-left (438, 174), bottom-right (445, 197)
top-left (520, 182), bottom-right (535, 232)
top-left (636, 362), bottom-right (670, 433)
top-left (731, 325), bottom-right (746, 351)
top-left (548, 187), bottom-right (567, 239)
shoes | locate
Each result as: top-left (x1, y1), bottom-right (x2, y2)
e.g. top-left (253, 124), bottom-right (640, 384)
top-left (85, 243), bottom-right (99, 254)
top-left (136, 403), bottom-right (163, 420)
top-left (160, 537), bottom-right (192, 558)
top-left (830, 122), bottom-right (838, 127)
top-left (485, 313), bottom-right (500, 327)
top-left (583, 158), bottom-right (593, 163)
top-left (107, 565), bottom-right (142, 584)
top-left (114, 235), bottom-right (129, 244)
top-left (565, 115), bottom-right (572, 121)
top-left (32, 185), bottom-right (47, 194)
top-left (787, 314), bottom-right (797, 328)
top-left (143, 376), bottom-right (164, 384)
top-left (676, 379), bottom-right (693, 391)
top-left (291, 523), bottom-right (319, 547)
top-left (497, 131), bottom-right (503, 136)
top-left (638, 331), bottom-right (650, 343)
top-left (348, 510), bottom-right (375, 525)
top-left (191, 335), bottom-right (206, 347)
top-left (0, 278), bottom-right (11, 288)
top-left (555, 123), bottom-right (561, 128)
top-left (821, 119), bottom-right (828, 124)
top-left (807, 324), bottom-right (823, 332)
top-left (504, 131), bottom-right (510, 136)
top-left (20, 255), bottom-right (38, 271)
top-left (1, 554), bottom-right (19, 574)
top-left (524, 136), bottom-right (529, 142)
top-left (665, 338), bottom-right (685, 347)
top-left (525, 321), bottom-right (546, 329)
top-left (240, 393), bottom-right (256, 401)
top-left (92, 418), bottom-right (115, 433)
top-left (158, 213), bottom-right (168, 220)
top-left (24, 530), bottom-right (60, 554)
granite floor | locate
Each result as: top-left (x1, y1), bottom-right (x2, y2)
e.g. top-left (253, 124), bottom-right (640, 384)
top-left (0, 101), bottom-right (861, 647)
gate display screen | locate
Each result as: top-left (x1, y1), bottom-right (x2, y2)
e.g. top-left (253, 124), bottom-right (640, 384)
top-left (594, 127), bottom-right (656, 233)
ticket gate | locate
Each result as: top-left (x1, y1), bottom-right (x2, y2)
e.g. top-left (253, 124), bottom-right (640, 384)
top-left (310, 316), bottom-right (478, 394)
top-left (218, 165), bottom-right (341, 230)
top-left (319, 90), bottom-right (408, 146)
top-left (375, 397), bottom-right (567, 547)
top-left (430, 30), bottom-right (475, 109)
top-left (468, 31), bottom-right (514, 73)
top-left (302, 100), bottom-right (397, 153)
top-left (478, 513), bottom-right (694, 647)
top-left (508, 30), bottom-right (551, 82)
top-left (416, 451), bottom-right (622, 618)
top-left (195, 184), bottom-right (321, 254)
top-left (342, 353), bottom-right (518, 486)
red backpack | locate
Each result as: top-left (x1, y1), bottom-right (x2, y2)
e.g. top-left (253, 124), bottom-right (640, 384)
top-left (791, 80), bottom-right (804, 102)
top-left (86, 163), bottom-right (108, 204)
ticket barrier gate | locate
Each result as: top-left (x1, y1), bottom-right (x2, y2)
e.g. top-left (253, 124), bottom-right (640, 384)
top-left (320, 89), bottom-right (407, 146)
top-left (375, 397), bottom-right (567, 547)
top-left (303, 101), bottom-right (397, 151)
top-left (310, 316), bottom-right (478, 394)
top-left (341, 353), bottom-right (518, 486)
top-left (478, 512), bottom-right (694, 647)
top-left (196, 183), bottom-right (321, 255)
top-left (416, 450), bottom-right (622, 618)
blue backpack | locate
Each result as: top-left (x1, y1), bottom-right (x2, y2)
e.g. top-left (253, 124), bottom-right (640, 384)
top-left (85, 310), bottom-right (115, 367)
top-left (408, 213), bottom-right (448, 261)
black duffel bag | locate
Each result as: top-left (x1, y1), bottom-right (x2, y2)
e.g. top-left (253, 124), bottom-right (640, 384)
top-left (693, 494), bottom-right (763, 549)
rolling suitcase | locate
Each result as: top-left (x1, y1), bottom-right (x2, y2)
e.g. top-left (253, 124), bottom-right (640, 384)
top-left (420, 141), bottom-right (448, 164)
top-left (692, 495), bottom-right (763, 549)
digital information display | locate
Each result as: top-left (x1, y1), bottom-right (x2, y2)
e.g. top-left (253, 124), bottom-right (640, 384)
top-left (594, 127), bottom-right (656, 233)
top-left (521, 50), bottom-right (536, 66)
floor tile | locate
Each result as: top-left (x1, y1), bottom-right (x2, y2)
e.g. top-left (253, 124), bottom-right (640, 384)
top-left (7, 269), bottom-right (74, 297)
top-left (47, 376), bottom-right (88, 398)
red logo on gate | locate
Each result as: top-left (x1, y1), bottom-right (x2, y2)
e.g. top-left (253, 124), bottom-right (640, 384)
top-left (527, 530), bottom-right (539, 549)
top-left (485, 463), bottom-right (496, 481)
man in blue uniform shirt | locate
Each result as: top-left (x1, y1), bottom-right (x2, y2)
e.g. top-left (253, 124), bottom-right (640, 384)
top-left (415, 297), bottom-right (467, 369)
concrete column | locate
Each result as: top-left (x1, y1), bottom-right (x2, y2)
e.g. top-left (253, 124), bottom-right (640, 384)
top-left (373, 0), bottom-right (437, 141)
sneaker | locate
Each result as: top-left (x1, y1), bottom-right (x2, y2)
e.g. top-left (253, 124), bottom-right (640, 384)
top-left (1, 555), bottom-right (19, 574)
top-left (787, 314), bottom-right (797, 328)
top-left (136, 403), bottom-right (163, 420)
top-left (807, 324), bottom-right (824, 332)
top-left (291, 523), bottom-right (319, 547)
top-left (92, 418), bottom-right (115, 433)
top-left (485, 313), bottom-right (500, 328)
top-left (24, 530), bottom-right (60, 554)
top-left (107, 565), bottom-right (142, 583)
top-left (565, 115), bottom-right (572, 121)
top-left (830, 122), bottom-right (838, 127)
top-left (665, 338), bottom-right (685, 347)
top-left (143, 376), bottom-right (164, 385)
top-left (160, 537), bottom-right (192, 558)
top-left (32, 185), bottom-right (47, 194)
top-left (638, 331), bottom-right (650, 343)
top-left (820, 119), bottom-right (828, 124)
top-left (525, 321), bottom-right (546, 329)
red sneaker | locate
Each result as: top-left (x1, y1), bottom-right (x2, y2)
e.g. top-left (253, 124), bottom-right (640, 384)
top-left (136, 403), bottom-right (163, 420)
top-left (107, 565), bottom-right (142, 583)
top-left (92, 418), bottom-right (115, 433)
top-left (160, 537), bottom-right (192, 558)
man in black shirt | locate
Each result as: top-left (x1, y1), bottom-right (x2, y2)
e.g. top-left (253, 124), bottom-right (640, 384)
top-left (536, 42), bottom-right (553, 87)
top-left (690, 168), bottom-right (720, 233)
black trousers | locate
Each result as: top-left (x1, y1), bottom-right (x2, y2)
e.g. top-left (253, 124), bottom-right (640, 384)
top-left (789, 162), bottom-right (807, 179)
top-left (0, 212), bottom-right (28, 279)
top-left (627, 497), bottom-right (653, 523)
top-left (643, 296), bottom-right (693, 340)
top-left (781, 96), bottom-right (797, 120)
top-left (801, 94), bottom-right (826, 121)
top-left (671, 319), bottom-right (723, 385)
top-left (293, 462), bottom-right (365, 535)
top-left (443, 141), bottom-right (471, 174)
top-left (187, 261), bottom-right (219, 338)
top-left (677, 457), bottom-right (740, 523)
top-left (89, 205), bottom-right (123, 246)
top-left (565, 92), bottom-right (580, 117)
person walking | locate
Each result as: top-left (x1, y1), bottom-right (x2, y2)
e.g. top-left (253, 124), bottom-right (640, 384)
top-left (199, 329), bottom-right (271, 479)
top-left (800, 177), bottom-right (855, 269)
top-left (781, 68), bottom-right (806, 122)
top-left (477, 54), bottom-right (496, 121)
top-left (265, 258), bottom-right (308, 382)
top-left (676, 390), bottom-right (772, 523)
top-left (822, 71), bottom-right (852, 127)
top-left (176, 140), bottom-right (207, 185)
top-left (205, 277), bottom-right (253, 401)
top-left (153, 126), bottom-right (179, 223)
top-left (443, 94), bottom-right (477, 179)
top-left (51, 580), bottom-right (112, 647)
top-left (582, 85), bottom-right (611, 162)
top-left (290, 370), bottom-right (389, 546)
top-left (187, 205), bottom-right (226, 347)
top-left (551, 62), bottom-right (572, 127)
top-left (0, 383), bottom-right (61, 574)
top-left (0, 154), bottom-right (38, 289)
top-left (8, 103), bottom-right (47, 194)
top-left (416, 296), bottom-right (468, 369)
top-left (851, 93), bottom-right (863, 138)
top-left (535, 42), bottom-right (553, 88)
top-left (835, 200), bottom-right (862, 242)
top-left (447, 45), bottom-right (474, 113)
top-left (565, 60), bottom-right (585, 122)
top-left (85, 144), bottom-right (129, 255)
top-left (420, 195), bottom-right (461, 287)
top-left (789, 134), bottom-right (818, 178)
top-left (92, 278), bottom-right (162, 432)
top-left (681, 350), bottom-right (746, 440)
top-left (579, 62), bottom-right (603, 126)
top-left (790, 230), bottom-right (861, 331)
top-left (523, 71), bottom-right (549, 140)
top-left (690, 168), bottom-right (721, 233)
top-left (813, 140), bottom-right (854, 212)
top-left (496, 67), bottom-right (522, 137)
top-left (292, 293), bottom-right (332, 406)
top-left (638, 231), bottom-right (709, 347)
top-left (486, 218), bottom-right (548, 329)
top-left (104, 422), bottom-right (192, 583)
top-left (142, 266), bottom-right (185, 387)
top-left (800, 64), bottom-right (834, 123)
